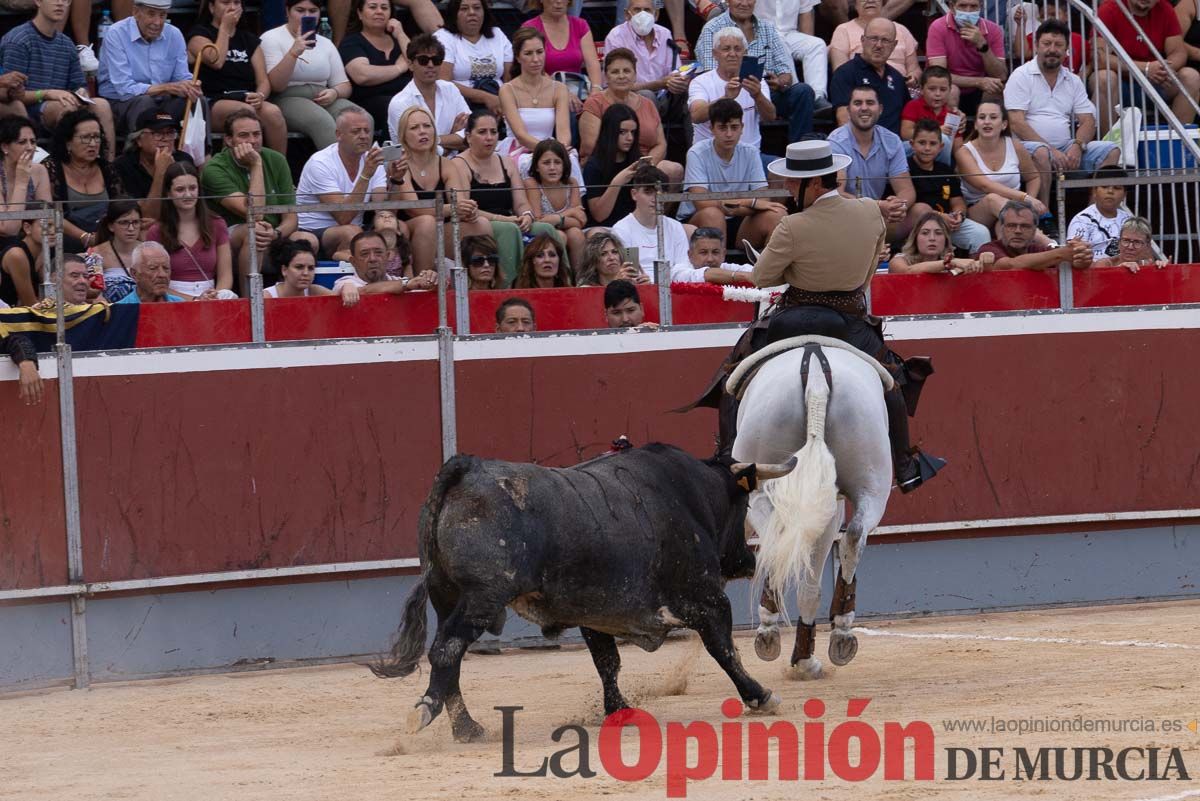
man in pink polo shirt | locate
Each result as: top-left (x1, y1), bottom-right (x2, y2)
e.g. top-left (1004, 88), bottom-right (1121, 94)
top-left (926, 0), bottom-right (1007, 115)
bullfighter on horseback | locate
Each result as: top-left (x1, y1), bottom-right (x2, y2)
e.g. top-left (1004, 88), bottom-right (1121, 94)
top-left (699, 139), bottom-right (945, 494)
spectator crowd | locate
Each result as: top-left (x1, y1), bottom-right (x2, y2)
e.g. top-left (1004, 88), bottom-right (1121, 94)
top-left (0, 0), bottom-right (1190, 330)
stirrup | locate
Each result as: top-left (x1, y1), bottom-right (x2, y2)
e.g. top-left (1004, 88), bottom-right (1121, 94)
top-left (896, 450), bottom-right (946, 494)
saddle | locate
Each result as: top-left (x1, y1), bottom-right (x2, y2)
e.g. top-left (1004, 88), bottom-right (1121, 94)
top-left (725, 335), bottom-right (895, 401)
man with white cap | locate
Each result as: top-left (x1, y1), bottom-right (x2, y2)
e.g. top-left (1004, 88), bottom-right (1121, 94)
top-left (750, 138), bottom-right (944, 493)
top-left (97, 0), bottom-right (202, 135)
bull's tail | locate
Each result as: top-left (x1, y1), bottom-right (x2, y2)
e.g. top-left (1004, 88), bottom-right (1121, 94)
top-left (755, 356), bottom-right (839, 603)
top-left (369, 579), bottom-right (430, 678)
top-left (370, 455), bottom-right (476, 679)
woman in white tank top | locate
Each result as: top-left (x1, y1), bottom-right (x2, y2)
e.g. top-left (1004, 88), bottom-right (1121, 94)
top-left (265, 238), bottom-right (333, 299)
top-left (955, 100), bottom-right (1049, 236)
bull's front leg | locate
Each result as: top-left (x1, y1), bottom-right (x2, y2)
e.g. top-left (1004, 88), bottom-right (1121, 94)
top-left (580, 627), bottom-right (629, 715)
top-left (688, 590), bottom-right (781, 715)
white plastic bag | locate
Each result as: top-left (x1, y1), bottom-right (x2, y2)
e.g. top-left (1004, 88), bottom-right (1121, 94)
top-left (181, 101), bottom-right (208, 167)
top-left (1102, 106), bottom-right (1143, 169)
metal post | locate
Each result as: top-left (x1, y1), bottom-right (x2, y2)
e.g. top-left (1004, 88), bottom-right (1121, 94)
top-left (246, 194), bottom-right (265, 343)
top-left (653, 187), bottom-right (671, 327)
top-left (55, 342), bottom-right (89, 690)
top-left (433, 189), bottom-right (458, 460)
top-left (41, 205), bottom-right (54, 300)
top-left (1055, 176), bottom-right (1074, 311)
top-left (449, 189), bottom-right (470, 336)
top-left (437, 327), bottom-right (457, 461)
top-left (435, 194), bottom-right (447, 330)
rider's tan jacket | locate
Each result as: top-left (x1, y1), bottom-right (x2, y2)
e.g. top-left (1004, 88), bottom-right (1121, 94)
top-left (752, 191), bottom-right (886, 292)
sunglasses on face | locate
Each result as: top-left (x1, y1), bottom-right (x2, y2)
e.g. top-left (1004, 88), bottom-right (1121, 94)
top-left (414, 54), bottom-right (445, 66)
top-left (468, 254), bottom-right (496, 266)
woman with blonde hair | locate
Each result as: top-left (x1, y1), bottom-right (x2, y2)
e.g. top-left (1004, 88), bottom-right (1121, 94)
top-left (389, 105), bottom-right (491, 272)
top-left (889, 211), bottom-right (982, 274)
top-left (575, 230), bottom-right (644, 286)
top-left (512, 232), bottom-right (574, 288)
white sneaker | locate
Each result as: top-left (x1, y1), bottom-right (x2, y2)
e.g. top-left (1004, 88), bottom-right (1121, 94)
top-left (77, 44), bottom-right (99, 73)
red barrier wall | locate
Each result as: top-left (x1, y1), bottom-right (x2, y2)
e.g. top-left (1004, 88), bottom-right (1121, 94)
top-left (0, 380), bottom-right (69, 590)
top-left (870, 270), bottom-right (1060, 315)
top-left (71, 359), bottom-right (442, 582)
top-left (1073, 263), bottom-right (1200, 307)
top-left (124, 267), bottom-right (1199, 349)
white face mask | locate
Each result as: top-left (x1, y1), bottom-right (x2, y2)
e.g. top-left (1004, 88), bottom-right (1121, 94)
top-left (630, 10), bottom-right (656, 35)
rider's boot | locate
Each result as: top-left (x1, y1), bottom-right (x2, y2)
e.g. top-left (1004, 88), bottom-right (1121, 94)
top-left (885, 385), bottom-right (945, 493)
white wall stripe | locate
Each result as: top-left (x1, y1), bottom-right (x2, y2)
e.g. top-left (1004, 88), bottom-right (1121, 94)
top-left (854, 627), bottom-right (1200, 651)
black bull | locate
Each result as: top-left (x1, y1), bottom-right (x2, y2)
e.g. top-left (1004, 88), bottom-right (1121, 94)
top-left (370, 443), bottom-right (795, 742)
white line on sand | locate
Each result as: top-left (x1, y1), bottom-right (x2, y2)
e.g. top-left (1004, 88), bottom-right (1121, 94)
top-left (854, 627), bottom-right (1200, 651)
top-left (1130, 790), bottom-right (1200, 801)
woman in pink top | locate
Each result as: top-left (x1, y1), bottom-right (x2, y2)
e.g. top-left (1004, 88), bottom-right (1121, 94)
top-left (521, 0), bottom-right (603, 112)
top-left (146, 162), bottom-right (235, 299)
top-left (828, 0), bottom-right (921, 86)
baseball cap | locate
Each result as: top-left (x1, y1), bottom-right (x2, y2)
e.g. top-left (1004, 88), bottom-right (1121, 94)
top-left (136, 109), bottom-right (180, 132)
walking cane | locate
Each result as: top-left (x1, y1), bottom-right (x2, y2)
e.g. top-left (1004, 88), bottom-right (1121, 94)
top-left (178, 44), bottom-right (219, 152)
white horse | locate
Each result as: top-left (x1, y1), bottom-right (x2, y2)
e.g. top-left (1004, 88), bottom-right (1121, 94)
top-left (730, 340), bottom-right (893, 680)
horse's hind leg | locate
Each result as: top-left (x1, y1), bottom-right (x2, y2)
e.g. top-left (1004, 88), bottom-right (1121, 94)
top-left (412, 592), bottom-right (501, 742)
top-left (787, 505), bottom-right (844, 681)
top-left (827, 496), bottom-right (884, 667)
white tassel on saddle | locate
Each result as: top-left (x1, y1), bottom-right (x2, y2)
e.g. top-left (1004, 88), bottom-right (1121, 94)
top-left (754, 360), bottom-right (839, 608)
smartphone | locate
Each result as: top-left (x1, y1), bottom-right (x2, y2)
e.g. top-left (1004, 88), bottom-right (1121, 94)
top-left (738, 56), bottom-right (764, 81)
top-left (621, 246), bottom-right (640, 273)
top-left (74, 88), bottom-right (96, 105)
top-left (944, 112), bottom-right (962, 131)
top-left (300, 15), bottom-right (318, 47)
top-left (378, 143), bottom-right (405, 161)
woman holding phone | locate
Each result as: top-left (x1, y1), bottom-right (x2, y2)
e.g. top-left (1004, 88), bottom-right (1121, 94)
top-left (261, 0), bottom-right (356, 148)
top-left (582, 104), bottom-right (641, 228)
top-left (390, 106), bottom-right (492, 273)
top-left (189, 0), bottom-right (289, 153)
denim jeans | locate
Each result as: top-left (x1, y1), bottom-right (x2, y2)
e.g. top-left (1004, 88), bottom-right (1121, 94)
top-left (773, 80), bottom-right (816, 144)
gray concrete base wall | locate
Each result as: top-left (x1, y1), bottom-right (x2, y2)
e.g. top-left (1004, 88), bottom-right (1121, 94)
top-left (3, 523), bottom-right (1196, 689)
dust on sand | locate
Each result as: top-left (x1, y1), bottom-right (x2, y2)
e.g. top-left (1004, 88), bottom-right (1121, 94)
top-left (2, 601), bottom-right (1198, 801)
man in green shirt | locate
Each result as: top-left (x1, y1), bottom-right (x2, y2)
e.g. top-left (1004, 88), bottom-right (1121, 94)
top-left (201, 108), bottom-right (319, 288)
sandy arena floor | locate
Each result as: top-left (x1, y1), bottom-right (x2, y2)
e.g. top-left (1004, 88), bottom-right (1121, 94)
top-left (2, 600), bottom-right (1199, 801)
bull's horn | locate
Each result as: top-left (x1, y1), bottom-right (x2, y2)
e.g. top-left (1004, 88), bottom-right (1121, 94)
top-left (731, 456), bottom-right (798, 481)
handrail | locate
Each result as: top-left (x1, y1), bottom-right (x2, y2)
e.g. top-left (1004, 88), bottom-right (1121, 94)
top-left (1071, 0), bottom-right (1200, 162)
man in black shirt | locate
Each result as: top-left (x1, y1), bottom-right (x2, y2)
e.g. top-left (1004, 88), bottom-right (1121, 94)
top-left (906, 118), bottom-right (990, 252)
top-left (111, 109), bottom-right (195, 223)
top-left (828, 17), bottom-right (910, 134)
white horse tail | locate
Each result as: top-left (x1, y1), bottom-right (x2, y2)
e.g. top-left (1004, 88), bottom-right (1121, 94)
top-left (756, 355), bottom-right (839, 604)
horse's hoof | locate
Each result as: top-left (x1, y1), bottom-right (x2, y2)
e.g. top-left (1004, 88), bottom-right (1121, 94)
top-left (828, 629), bottom-right (859, 666)
top-left (754, 628), bottom-right (781, 662)
top-left (747, 690), bottom-right (782, 715)
top-left (786, 656), bottom-right (823, 681)
top-left (407, 702), bottom-right (434, 734)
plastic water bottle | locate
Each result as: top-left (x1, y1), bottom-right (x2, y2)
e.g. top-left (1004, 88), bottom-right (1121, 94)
top-left (97, 10), bottom-right (112, 46)
top-left (318, 15), bottom-right (333, 40)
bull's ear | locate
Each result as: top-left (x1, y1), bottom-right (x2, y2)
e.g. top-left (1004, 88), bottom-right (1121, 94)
top-left (731, 463), bottom-right (758, 493)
